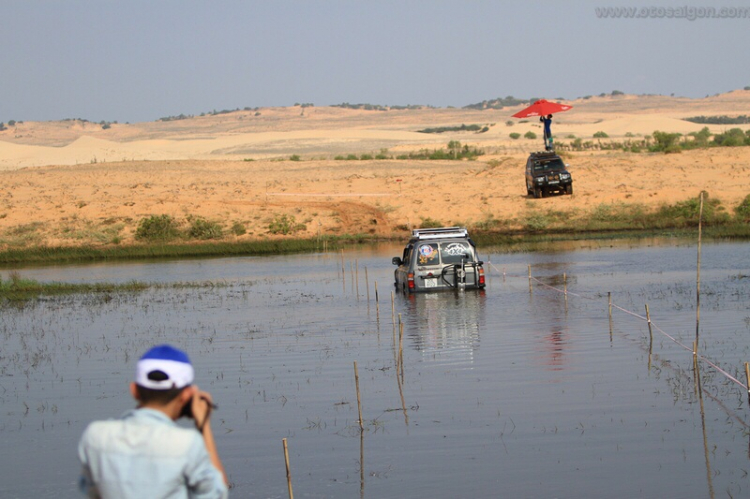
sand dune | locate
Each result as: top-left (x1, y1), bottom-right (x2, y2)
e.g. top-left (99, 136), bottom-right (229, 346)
top-left (1, 91), bottom-right (749, 248)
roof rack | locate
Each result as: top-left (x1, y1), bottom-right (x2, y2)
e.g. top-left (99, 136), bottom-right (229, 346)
top-left (411, 227), bottom-right (469, 240)
top-left (530, 150), bottom-right (559, 157)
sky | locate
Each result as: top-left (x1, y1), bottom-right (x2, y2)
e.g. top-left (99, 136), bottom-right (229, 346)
top-left (1, 0), bottom-right (748, 123)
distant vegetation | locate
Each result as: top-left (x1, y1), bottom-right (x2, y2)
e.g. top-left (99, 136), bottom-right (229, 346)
top-left (331, 103), bottom-right (433, 111)
top-left (557, 127), bottom-right (750, 153)
top-left (463, 96), bottom-right (529, 110)
top-left (405, 141), bottom-right (484, 160)
top-left (268, 214), bottom-right (306, 235)
top-left (0, 119), bottom-right (23, 130)
top-left (134, 214), bottom-right (223, 242)
top-left (417, 124), bottom-right (489, 134)
top-left (683, 115), bottom-right (750, 125)
top-left (332, 141), bottom-right (483, 161)
top-left (158, 114), bottom-right (194, 122)
top-left (158, 106), bottom-right (262, 122)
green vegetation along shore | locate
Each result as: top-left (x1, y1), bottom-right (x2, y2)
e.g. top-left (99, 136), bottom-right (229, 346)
top-left (1, 193), bottom-right (749, 266)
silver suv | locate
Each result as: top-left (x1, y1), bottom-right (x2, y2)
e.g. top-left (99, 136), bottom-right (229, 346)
top-left (392, 227), bottom-right (486, 293)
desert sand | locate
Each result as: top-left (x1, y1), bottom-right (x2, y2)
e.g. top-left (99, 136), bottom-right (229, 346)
top-left (1, 91), bottom-right (749, 248)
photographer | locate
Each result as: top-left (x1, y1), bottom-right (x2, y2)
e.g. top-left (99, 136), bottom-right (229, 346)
top-left (78, 345), bottom-right (228, 498)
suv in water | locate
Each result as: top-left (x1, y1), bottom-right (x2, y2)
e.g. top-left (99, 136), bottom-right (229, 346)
top-left (392, 227), bottom-right (486, 293)
top-left (525, 151), bottom-right (573, 198)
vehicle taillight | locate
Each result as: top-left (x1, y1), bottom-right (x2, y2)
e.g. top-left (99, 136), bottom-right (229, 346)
top-left (407, 273), bottom-right (415, 290)
top-left (478, 267), bottom-right (485, 286)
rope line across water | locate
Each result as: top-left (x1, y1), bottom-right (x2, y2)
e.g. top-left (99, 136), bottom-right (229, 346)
top-left (487, 262), bottom-right (750, 393)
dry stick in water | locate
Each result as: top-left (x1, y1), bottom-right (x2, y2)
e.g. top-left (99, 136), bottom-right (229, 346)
top-left (391, 291), bottom-right (396, 348)
top-left (374, 281), bottom-right (379, 318)
top-left (528, 265), bottom-right (532, 294)
top-left (282, 438), bottom-right (294, 499)
top-left (365, 267), bottom-right (369, 302)
top-left (394, 313), bottom-right (401, 365)
top-left (398, 319), bottom-right (405, 383)
top-left (354, 361), bottom-right (364, 431)
top-left (607, 291), bottom-right (614, 337)
top-left (563, 272), bottom-right (568, 311)
top-left (355, 259), bottom-right (359, 299)
top-left (695, 192), bottom-right (704, 352)
top-left (645, 303), bottom-right (654, 370)
top-left (745, 362), bottom-right (750, 407)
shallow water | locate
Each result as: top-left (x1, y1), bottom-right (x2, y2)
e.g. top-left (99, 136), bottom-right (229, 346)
top-left (1, 239), bottom-right (750, 498)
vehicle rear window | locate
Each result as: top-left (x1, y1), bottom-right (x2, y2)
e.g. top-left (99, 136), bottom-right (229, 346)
top-left (440, 241), bottom-right (472, 265)
top-left (416, 243), bottom-right (440, 266)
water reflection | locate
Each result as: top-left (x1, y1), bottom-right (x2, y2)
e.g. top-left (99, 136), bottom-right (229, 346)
top-left (400, 291), bottom-right (485, 365)
top-left (3, 240), bottom-right (750, 498)
top-left (528, 268), bottom-right (576, 374)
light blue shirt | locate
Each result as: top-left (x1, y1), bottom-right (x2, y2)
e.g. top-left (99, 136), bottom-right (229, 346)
top-left (78, 408), bottom-right (228, 499)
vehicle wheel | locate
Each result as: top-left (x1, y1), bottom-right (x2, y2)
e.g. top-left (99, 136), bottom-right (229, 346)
top-left (565, 184), bottom-right (573, 195)
top-left (533, 186), bottom-right (542, 199)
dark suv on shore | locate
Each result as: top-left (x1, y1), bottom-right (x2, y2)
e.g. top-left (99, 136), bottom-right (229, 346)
top-left (525, 151), bottom-right (573, 198)
top-left (392, 227), bottom-right (486, 293)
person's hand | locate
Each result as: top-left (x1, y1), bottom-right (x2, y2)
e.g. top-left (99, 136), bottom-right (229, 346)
top-left (190, 387), bottom-right (215, 432)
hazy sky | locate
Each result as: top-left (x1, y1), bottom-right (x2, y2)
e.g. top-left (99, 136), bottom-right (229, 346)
top-left (2, 1), bottom-right (748, 123)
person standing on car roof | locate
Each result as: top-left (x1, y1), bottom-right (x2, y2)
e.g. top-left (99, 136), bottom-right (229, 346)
top-left (540, 114), bottom-right (553, 150)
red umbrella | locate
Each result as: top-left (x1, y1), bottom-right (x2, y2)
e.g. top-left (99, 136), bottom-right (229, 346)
top-left (512, 99), bottom-right (572, 118)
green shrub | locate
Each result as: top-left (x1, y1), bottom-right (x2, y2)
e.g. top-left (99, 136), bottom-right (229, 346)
top-left (135, 215), bottom-right (180, 242)
top-left (524, 213), bottom-right (549, 231)
top-left (735, 195), bottom-right (750, 222)
top-left (509, 132), bottom-right (521, 140)
top-left (231, 222), bottom-right (247, 236)
top-left (593, 131), bottom-right (609, 138)
top-left (289, 154), bottom-right (301, 161)
top-left (360, 154), bottom-right (373, 160)
top-left (419, 218), bottom-right (442, 228)
top-left (268, 214), bottom-right (306, 235)
top-left (346, 154), bottom-right (358, 160)
top-left (334, 155), bottom-right (345, 160)
top-left (188, 218), bottom-right (223, 240)
top-left (651, 130), bottom-right (682, 153)
top-left (654, 192), bottom-right (729, 226)
top-left (524, 131), bottom-right (537, 140)
top-left (713, 128), bottom-right (748, 147)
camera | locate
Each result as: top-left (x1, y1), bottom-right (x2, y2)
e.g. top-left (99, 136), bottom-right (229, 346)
top-left (179, 395), bottom-right (217, 419)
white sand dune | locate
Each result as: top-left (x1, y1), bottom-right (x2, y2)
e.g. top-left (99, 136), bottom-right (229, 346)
top-left (1, 91), bottom-right (749, 248)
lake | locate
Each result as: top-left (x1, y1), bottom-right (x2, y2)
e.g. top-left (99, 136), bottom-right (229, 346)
top-left (1, 238), bottom-right (749, 498)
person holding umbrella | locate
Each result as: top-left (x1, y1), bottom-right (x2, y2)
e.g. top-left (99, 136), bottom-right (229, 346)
top-left (512, 99), bottom-right (572, 151)
top-left (540, 114), bottom-right (553, 150)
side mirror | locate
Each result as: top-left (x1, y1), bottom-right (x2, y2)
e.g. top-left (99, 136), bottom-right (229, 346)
top-left (565, 164), bottom-right (570, 168)
top-left (392, 257), bottom-right (403, 266)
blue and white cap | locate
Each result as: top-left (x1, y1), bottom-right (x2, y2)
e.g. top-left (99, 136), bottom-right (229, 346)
top-left (135, 344), bottom-right (194, 390)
